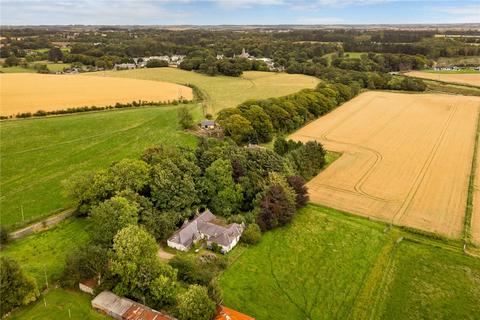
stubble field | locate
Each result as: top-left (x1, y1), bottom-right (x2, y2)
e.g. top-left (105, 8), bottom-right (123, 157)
top-left (290, 91), bottom-right (480, 239)
top-left (405, 71), bottom-right (480, 87)
top-left (0, 73), bottom-right (193, 116)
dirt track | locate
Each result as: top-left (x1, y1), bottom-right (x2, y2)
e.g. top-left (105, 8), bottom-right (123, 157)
top-left (0, 73), bottom-right (193, 116)
top-left (405, 71), bottom-right (480, 87)
top-left (290, 91), bottom-right (480, 238)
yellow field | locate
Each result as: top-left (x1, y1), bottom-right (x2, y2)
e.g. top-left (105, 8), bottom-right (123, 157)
top-left (405, 71), bottom-right (480, 87)
top-left (0, 73), bottom-right (192, 116)
top-left (290, 91), bottom-right (480, 239)
top-left (91, 68), bottom-right (320, 113)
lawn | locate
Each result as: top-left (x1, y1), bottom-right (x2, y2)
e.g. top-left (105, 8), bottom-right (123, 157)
top-left (9, 288), bottom-right (107, 320)
top-left (219, 204), bottom-right (390, 320)
top-left (344, 52), bottom-right (365, 59)
top-left (0, 218), bottom-right (91, 287)
top-left (1, 104), bottom-right (201, 227)
top-left (91, 68), bottom-right (319, 113)
top-left (375, 240), bottom-right (480, 319)
top-left (0, 66), bottom-right (34, 73)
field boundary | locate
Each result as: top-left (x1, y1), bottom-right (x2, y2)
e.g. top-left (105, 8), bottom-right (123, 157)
top-left (463, 109), bottom-right (480, 245)
top-left (7, 208), bottom-right (76, 241)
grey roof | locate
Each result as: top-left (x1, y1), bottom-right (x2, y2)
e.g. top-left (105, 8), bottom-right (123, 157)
top-left (168, 210), bottom-right (244, 248)
top-left (92, 291), bottom-right (134, 319)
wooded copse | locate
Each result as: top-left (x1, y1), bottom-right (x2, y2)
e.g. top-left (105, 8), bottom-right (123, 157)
top-left (55, 136), bottom-right (325, 318)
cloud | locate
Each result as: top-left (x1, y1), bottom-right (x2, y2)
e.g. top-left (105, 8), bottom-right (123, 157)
top-left (0, 0), bottom-right (193, 25)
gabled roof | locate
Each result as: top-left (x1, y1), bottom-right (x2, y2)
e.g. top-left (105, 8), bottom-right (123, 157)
top-left (215, 306), bottom-right (255, 320)
top-left (168, 210), bottom-right (244, 249)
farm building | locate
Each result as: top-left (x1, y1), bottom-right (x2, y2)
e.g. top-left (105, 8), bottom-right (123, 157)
top-left (167, 210), bottom-right (244, 253)
top-left (200, 119), bottom-right (216, 129)
top-left (79, 278), bottom-right (97, 295)
top-left (215, 306), bottom-right (256, 320)
top-left (91, 291), bottom-right (176, 320)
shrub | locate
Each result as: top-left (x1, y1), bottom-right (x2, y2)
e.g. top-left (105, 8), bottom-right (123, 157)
top-left (176, 285), bottom-right (216, 320)
top-left (241, 223), bottom-right (261, 244)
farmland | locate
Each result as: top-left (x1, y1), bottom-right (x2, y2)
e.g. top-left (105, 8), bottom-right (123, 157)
top-left (405, 70), bottom-right (480, 87)
top-left (91, 68), bottom-right (320, 113)
top-left (220, 204), bottom-right (480, 320)
top-left (0, 73), bottom-right (193, 116)
top-left (1, 105), bottom-right (201, 227)
top-left (290, 91), bottom-right (480, 239)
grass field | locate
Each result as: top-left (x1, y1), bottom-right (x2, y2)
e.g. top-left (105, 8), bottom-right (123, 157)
top-left (220, 204), bottom-right (480, 320)
top-left (344, 52), bottom-right (365, 59)
top-left (375, 240), bottom-right (480, 319)
top-left (219, 205), bottom-right (389, 320)
top-left (436, 56), bottom-right (480, 67)
top-left (0, 66), bottom-right (34, 73)
top-left (0, 73), bottom-right (193, 116)
top-left (0, 218), bottom-right (90, 287)
top-left (1, 105), bottom-right (201, 227)
top-left (9, 288), bottom-right (107, 320)
top-left (92, 68), bottom-right (319, 113)
top-left (290, 91), bottom-right (480, 239)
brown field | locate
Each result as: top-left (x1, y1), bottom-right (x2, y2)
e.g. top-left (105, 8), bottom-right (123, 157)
top-left (0, 73), bottom-right (192, 116)
top-left (405, 71), bottom-right (480, 87)
top-left (290, 91), bottom-right (480, 238)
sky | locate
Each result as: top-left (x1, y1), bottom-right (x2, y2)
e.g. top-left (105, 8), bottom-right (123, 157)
top-left (1, 0), bottom-right (479, 26)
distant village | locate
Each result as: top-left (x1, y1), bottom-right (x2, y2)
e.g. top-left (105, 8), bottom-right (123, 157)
top-left (113, 48), bottom-right (283, 72)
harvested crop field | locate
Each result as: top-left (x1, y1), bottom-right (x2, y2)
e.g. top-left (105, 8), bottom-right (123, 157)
top-left (290, 91), bottom-right (480, 238)
top-left (405, 71), bottom-right (480, 87)
top-left (0, 73), bottom-right (192, 116)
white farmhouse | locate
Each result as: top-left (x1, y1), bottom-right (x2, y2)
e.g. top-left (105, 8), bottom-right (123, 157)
top-left (167, 210), bottom-right (244, 254)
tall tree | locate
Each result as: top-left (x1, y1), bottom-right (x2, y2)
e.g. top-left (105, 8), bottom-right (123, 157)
top-left (203, 159), bottom-right (243, 216)
top-left (176, 285), bottom-right (216, 320)
top-left (178, 107), bottom-right (194, 129)
top-left (48, 47), bottom-right (64, 62)
top-left (111, 225), bottom-right (177, 307)
top-left (0, 257), bottom-right (39, 316)
top-left (89, 196), bottom-right (139, 246)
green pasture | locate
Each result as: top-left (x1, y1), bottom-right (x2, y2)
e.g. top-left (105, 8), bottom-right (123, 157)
top-left (0, 104), bottom-right (201, 227)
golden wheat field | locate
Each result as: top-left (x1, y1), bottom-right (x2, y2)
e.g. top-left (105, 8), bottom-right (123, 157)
top-left (405, 71), bottom-right (480, 87)
top-left (0, 73), bottom-right (193, 116)
top-left (290, 91), bottom-right (480, 238)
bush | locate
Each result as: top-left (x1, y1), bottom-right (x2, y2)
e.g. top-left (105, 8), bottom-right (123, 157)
top-left (241, 223), bottom-right (261, 244)
top-left (0, 257), bottom-right (39, 316)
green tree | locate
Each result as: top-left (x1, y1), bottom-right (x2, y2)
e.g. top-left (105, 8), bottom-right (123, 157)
top-left (89, 196), bottom-right (139, 246)
top-left (241, 105), bottom-right (274, 143)
top-left (178, 107), bottom-right (194, 129)
top-left (146, 59), bottom-right (168, 68)
top-left (111, 225), bottom-right (177, 307)
top-left (107, 159), bottom-right (151, 193)
top-left (203, 159), bottom-right (243, 216)
top-left (176, 285), bottom-right (216, 320)
top-left (219, 114), bottom-right (254, 145)
top-left (150, 157), bottom-right (200, 214)
top-left (287, 175), bottom-right (309, 208)
top-left (287, 141), bottom-right (326, 180)
top-left (0, 257), bottom-right (39, 316)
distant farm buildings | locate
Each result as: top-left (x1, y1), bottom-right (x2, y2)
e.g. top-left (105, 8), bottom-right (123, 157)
top-left (220, 48), bottom-right (283, 72)
top-left (114, 55), bottom-right (186, 70)
top-left (92, 291), bottom-right (176, 320)
top-left (200, 119), bottom-right (216, 130)
top-left (167, 210), bottom-right (244, 254)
